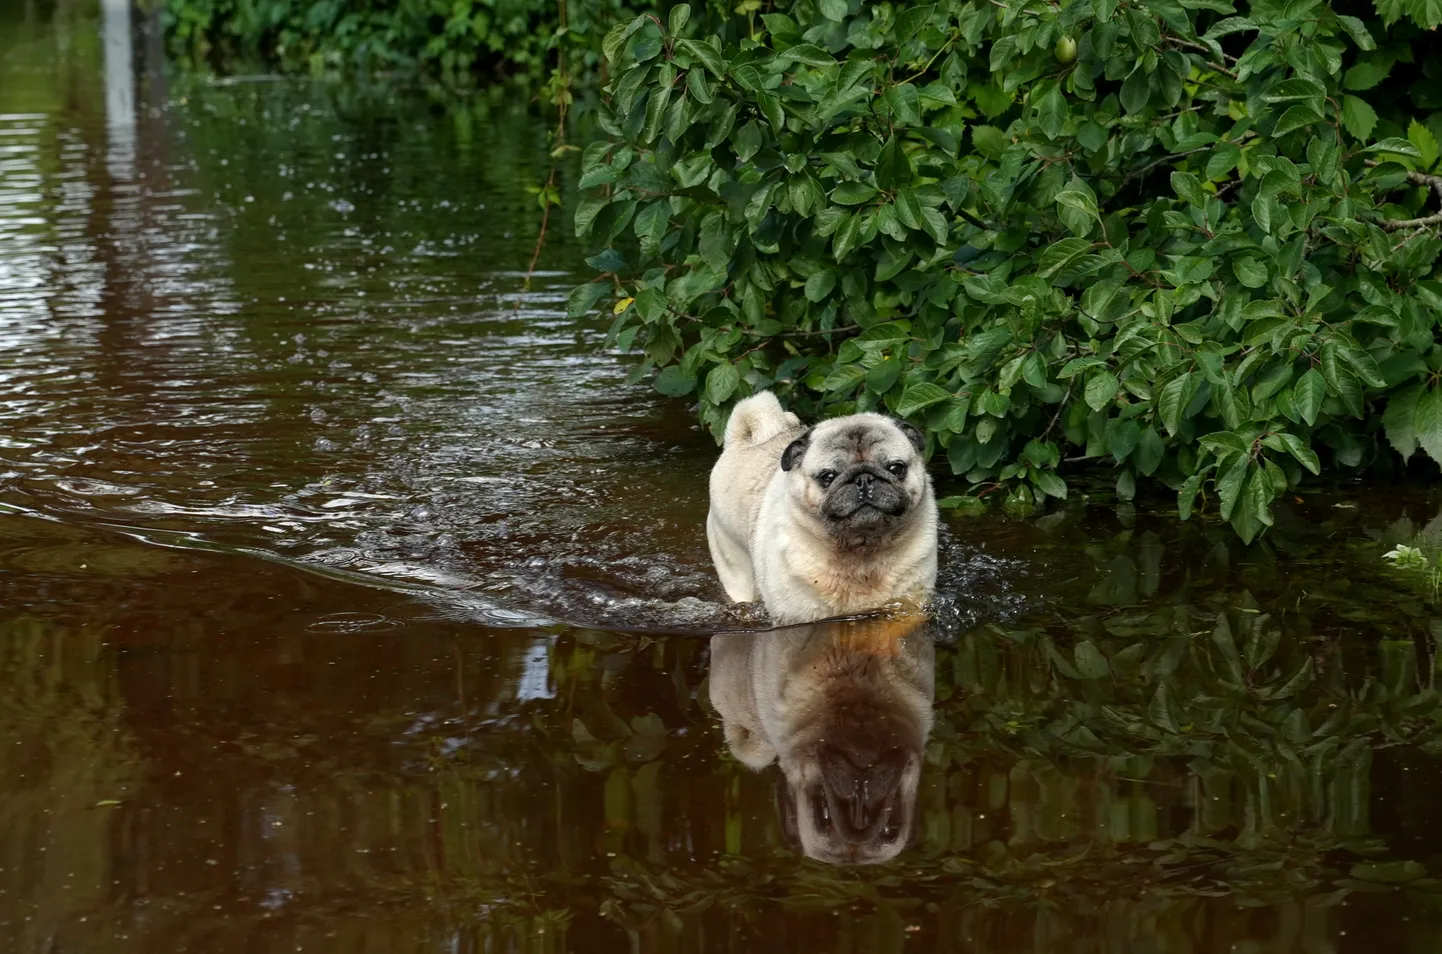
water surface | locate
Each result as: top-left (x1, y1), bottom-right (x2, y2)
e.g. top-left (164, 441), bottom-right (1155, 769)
top-left (5, 5), bottom-right (1442, 952)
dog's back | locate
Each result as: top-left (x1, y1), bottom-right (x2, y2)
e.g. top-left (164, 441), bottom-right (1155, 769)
top-left (707, 392), bottom-right (804, 601)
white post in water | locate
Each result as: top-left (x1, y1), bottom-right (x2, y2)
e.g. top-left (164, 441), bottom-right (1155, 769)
top-left (101, 0), bottom-right (136, 179)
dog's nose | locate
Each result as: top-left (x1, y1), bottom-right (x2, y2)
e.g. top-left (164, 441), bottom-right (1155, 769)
top-left (854, 472), bottom-right (874, 497)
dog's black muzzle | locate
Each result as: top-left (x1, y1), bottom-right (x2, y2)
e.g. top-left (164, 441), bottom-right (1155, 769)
top-left (822, 464), bottom-right (908, 523)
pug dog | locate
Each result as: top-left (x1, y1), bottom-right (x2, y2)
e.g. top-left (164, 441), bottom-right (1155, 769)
top-left (707, 390), bottom-right (938, 625)
top-left (708, 615), bottom-right (936, 865)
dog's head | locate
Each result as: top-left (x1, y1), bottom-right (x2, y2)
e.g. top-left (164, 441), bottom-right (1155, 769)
top-left (780, 413), bottom-right (930, 547)
top-left (773, 693), bottom-right (927, 865)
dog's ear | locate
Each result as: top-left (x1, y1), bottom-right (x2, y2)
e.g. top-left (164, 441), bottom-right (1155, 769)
top-left (780, 429), bottom-right (812, 472)
top-left (892, 418), bottom-right (926, 455)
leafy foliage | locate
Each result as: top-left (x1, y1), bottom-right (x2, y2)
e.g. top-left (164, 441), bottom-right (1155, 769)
top-left (163, 0), bottom-right (646, 81)
top-left (574, 0), bottom-right (1442, 542)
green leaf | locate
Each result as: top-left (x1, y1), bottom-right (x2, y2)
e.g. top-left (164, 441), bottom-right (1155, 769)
top-left (699, 213), bottom-right (730, 270)
top-left (642, 85), bottom-right (672, 143)
top-left (776, 43), bottom-right (837, 68)
top-left (1216, 455), bottom-right (1248, 520)
top-left (1085, 371), bottom-right (1119, 411)
top-left (1416, 386), bottom-right (1442, 466)
top-left (832, 213), bottom-right (862, 261)
top-left (567, 282), bottom-right (610, 319)
top-left (894, 190), bottom-right (924, 230)
top-left (1032, 469), bottom-right (1068, 499)
top-left (895, 3), bottom-right (936, 42)
top-left (1073, 640), bottom-right (1110, 679)
top-left (1134, 425), bottom-right (1164, 476)
top-left (654, 365), bottom-right (697, 397)
top-left (1037, 237), bottom-right (1093, 277)
top-left (1036, 86), bottom-right (1066, 139)
top-left (633, 32), bottom-right (663, 63)
top-left (1233, 257), bottom-right (1269, 288)
top-left (634, 200), bottom-right (670, 257)
top-left (821, 364), bottom-right (867, 391)
top-left (574, 195), bottom-right (608, 237)
top-left (1343, 59), bottom-right (1391, 91)
top-left (1120, 68), bottom-right (1151, 114)
top-left (686, 67), bottom-right (713, 104)
top-left (1335, 15), bottom-right (1375, 49)
top-left (1178, 473), bottom-right (1202, 520)
top-left (1341, 95), bottom-right (1378, 142)
top-left (867, 357), bottom-right (902, 394)
top-left (1170, 171), bottom-right (1207, 206)
top-left (1078, 121), bottom-right (1109, 153)
top-left (1294, 368), bottom-right (1326, 426)
top-left (734, 121), bottom-right (762, 162)
top-left (874, 136), bottom-right (913, 191)
top-left (1200, 431), bottom-right (1249, 458)
top-left (705, 362), bottom-right (740, 404)
top-left (1056, 189), bottom-right (1098, 236)
top-left (832, 180), bottom-right (877, 205)
top-left (1157, 372), bottom-right (1196, 436)
top-left (1149, 684), bottom-right (1179, 733)
top-left (602, 19), bottom-right (640, 65)
top-left (884, 83), bottom-right (922, 126)
top-left (804, 269), bottom-right (837, 302)
top-left (1206, 141), bottom-right (1241, 180)
top-left (1275, 432), bottom-right (1321, 475)
top-left (896, 382), bottom-right (951, 416)
top-left (756, 90), bottom-right (784, 132)
top-left (1262, 76), bottom-right (1326, 106)
top-left (1409, 120), bottom-right (1440, 170)
top-left (1271, 105), bottom-right (1324, 138)
top-left (1366, 137), bottom-right (1423, 159)
top-left (971, 125), bottom-right (1007, 159)
top-left (1384, 384), bottom-right (1422, 460)
top-left (678, 38), bottom-right (725, 78)
top-left (668, 4), bottom-right (690, 33)
top-left (586, 248), bottom-right (627, 273)
top-left (919, 208), bottom-right (949, 245)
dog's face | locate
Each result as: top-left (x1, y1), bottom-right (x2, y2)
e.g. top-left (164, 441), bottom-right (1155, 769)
top-left (773, 692), bottom-right (927, 865)
top-left (780, 413), bottom-right (929, 546)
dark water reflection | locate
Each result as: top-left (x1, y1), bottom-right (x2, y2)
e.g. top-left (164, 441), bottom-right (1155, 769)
top-left (7, 4), bottom-right (1442, 952)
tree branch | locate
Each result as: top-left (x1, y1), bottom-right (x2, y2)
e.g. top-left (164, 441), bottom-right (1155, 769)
top-left (1408, 169), bottom-right (1442, 202)
top-left (1380, 212), bottom-right (1442, 232)
top-left (762, 324), bottom-right (861, 338)
top-left (1365, 162), bottom-right (1442, 231)
top-left (1164, 37), bottom-right (1239, 78)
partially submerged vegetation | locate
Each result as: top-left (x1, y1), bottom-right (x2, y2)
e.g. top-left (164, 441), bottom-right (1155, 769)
top-left (574, 0), bottom-right (1442, 542)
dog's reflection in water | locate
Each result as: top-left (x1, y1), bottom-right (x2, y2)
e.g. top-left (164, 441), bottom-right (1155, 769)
top-left (708, 614), bottom-right (935, 865)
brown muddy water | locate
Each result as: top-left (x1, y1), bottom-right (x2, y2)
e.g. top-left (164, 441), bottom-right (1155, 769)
top-left (6, 5), bottom-right (1442, 954)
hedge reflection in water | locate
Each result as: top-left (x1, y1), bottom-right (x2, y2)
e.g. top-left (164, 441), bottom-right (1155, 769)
top-left (4, 2), bottom-right (1442, 953)
top-left (9, 496), bottom-right (1442, 951)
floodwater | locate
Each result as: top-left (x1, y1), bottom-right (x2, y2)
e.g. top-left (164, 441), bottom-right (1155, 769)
top-left (5, 5), bottom-right (1442, 953)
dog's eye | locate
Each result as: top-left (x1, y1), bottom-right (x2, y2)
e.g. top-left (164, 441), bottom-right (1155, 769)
top-left (816, 470), bottom-right (837, 488)
top-left (886, 462), bottom-right (908, 477)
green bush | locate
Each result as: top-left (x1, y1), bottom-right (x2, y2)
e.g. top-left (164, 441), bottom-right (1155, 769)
top-left (572, 0), bottom-right (1442, 541)
top-left (163, 0), bottom-right (647, 81)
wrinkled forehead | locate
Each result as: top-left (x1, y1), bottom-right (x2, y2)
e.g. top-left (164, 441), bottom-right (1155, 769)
top-left (809, 416), bottom-right (912, 465)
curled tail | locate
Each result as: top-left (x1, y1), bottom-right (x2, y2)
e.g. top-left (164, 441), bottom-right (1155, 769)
top-left (723, 391), bottom-right (800, 447)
